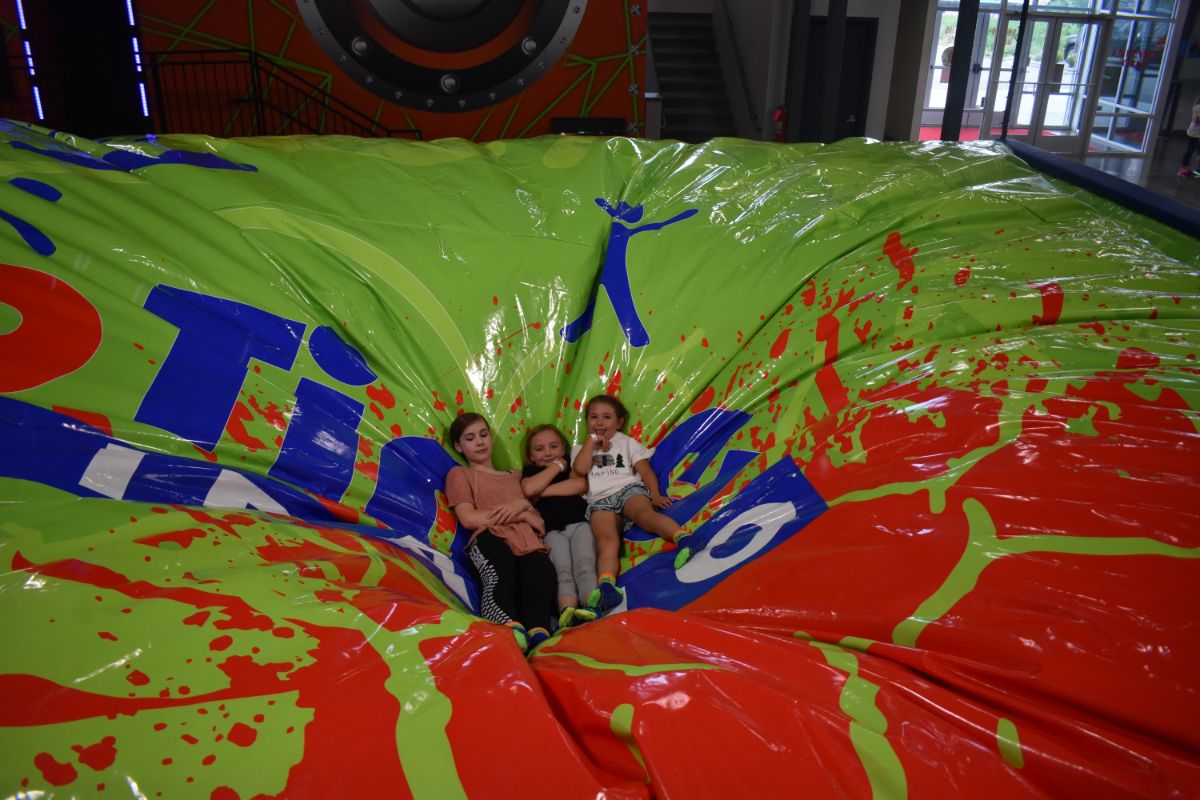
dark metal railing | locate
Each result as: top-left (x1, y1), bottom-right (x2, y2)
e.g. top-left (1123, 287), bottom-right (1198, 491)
top-left (145, 49), bottom-right (420, 139)
top-left (717, 0), bottom-right (761, 133)
top-left (1, 54), bottom-right (42, 125)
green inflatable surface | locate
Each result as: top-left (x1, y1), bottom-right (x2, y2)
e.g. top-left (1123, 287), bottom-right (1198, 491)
top-left (1, 122), bottom-right (1198, 797)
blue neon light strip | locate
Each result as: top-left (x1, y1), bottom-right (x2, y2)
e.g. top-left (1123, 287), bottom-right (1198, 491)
top-left (15, 0), bottom-right (43, 121)
top-left (126, 2), bottom-right (150, 117)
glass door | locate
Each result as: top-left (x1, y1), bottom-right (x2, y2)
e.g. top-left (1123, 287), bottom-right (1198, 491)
top-left (921, 9), bottom-right (1001, 138)
top-left (982, 14), bottom-right (1106, 153)
top-left (1029, 18), bottom-right (1105, 151)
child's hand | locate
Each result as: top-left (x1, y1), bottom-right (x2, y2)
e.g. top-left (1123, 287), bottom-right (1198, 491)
top-left (650, 492), bottom-right (674, 509)
top-left (489, 499), bottom-right (530, 525)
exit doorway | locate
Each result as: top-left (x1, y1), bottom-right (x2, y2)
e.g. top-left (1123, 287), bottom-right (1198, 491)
top-left (786, 16), bottom-right (877, 142)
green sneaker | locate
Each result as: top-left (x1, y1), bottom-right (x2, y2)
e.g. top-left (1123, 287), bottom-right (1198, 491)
top-left (572, 606), bottom-right (597, 624)
top-left (673, 532), bottom-right (702, 569)
top-left (508, 623), bottom-right (528, 653)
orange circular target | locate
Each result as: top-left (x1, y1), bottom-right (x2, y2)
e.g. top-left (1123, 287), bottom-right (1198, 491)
top-left (298, 0), bottom-right (589, 113)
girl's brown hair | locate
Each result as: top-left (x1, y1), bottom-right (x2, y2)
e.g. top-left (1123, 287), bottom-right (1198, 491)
top-left (584, 394), bottom-right (628, 430)
top-left (523, 424), bottom-right (569, 463)
top-left (448, 412), bottom-right (488, 452)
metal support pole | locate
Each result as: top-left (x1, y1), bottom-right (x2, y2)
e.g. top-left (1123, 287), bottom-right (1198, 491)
top-left (941, 0), bottom-right (980, 141)
top-left (1000, 0), bottom-right (1032, 140)
top-left (820, 0), bottom-right (847, 143)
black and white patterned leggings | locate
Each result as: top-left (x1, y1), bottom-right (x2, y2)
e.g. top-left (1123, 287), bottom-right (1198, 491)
top-left (468, 532), bottom-right (557, 632)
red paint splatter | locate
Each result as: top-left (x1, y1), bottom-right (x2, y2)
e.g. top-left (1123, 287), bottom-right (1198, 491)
top-left (814, 312), bottom-right (849, 415)
top-left (366, 384), bottom-right (396, 410)
top-left (224, 403), bottom-right (266, 452)
top-left (1080, 322), bottom-right (1105, 335)
top-left (389, 424), bottom-right (404, 438)
top-left (883, 232), bottom-right (918, 288)
top-left (227, 723), bottom-right (257, 747)
top-left (629, 420), bottom-right (643, 440)
top-left (510, 396), bottom-right (524, 414)
top-left (51, 406), bottom-right (113, 436)
top-left (212, 787), bottom-right (241, 800)
top-left (1032, 282), bottom-right (1063, 326)
top-left (135, 528), bottom-right (207, 549)
top-left (246, 396), bottom-right (286, 430)
top-left (98, 631), bottom-right (117, 641)
top-left (854, 320), bottom-right (873, 344)
top-left (180, 509), bottom-right (255, 539)
top-left (431, 392), bottom-right (447, 412)
top-left (72, 736), bottom-right (117, 770)
top-left (355, 461), bottom-right (379, 481)
top-left (499, 322), bottom-right (543, 343)
top-left (770, 328), bottom-right (792, 359)
top-left (605, 369), bottom-right (623, 397)
top-left (492, 295), bottom-right (498, 305)
top-left (455, 390), bottom-right (464, 407)
top-left (183, 611), bottom-right (211, 626)
top-left (1116, 347), bottom-right (1160, 372)
top-left (954, 267), bottom-right (971, 286)
top-left (34, 752), bottom-right (77, 786)
top-left (801, 281), bottom-right (816, 307)
top-left (691, 386), bottom-right (716, 414)
top-left (312, 495), bottom-right (361, 524)
top-left (192, 444), bottom-right (218, 462)
top-left (16, 551), bottom-right (275, 634)
top-left (210, 635), bottom-right (234, 651)
top-left (126, 670), bottom-right (150, 687)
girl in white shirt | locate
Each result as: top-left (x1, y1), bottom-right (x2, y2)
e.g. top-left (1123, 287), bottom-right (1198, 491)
top-left (571, 394), bottom-right (700, 611)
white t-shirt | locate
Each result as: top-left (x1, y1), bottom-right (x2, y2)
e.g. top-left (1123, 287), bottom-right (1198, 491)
top-left (572, 431), bottom-right (653, 502)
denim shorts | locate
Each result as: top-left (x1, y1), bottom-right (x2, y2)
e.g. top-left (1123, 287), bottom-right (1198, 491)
top-left (585, 482), bottom-right (649, 524)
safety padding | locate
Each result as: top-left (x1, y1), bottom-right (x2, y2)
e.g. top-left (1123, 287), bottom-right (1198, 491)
top-left (1, 122), bottom-right (1198, 798)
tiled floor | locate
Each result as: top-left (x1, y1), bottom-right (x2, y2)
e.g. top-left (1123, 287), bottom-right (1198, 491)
top-left (1072, 133), bottom-right (1200, 211)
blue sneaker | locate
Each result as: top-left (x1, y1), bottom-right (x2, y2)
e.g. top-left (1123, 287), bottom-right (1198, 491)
top-left (586, 580), bottom-right (624, 612)
top-left (526, 627), bottom-right (551, 649)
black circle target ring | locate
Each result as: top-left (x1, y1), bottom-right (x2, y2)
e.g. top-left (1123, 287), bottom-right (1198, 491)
top-left (298, 0), bottom-right (590, 113)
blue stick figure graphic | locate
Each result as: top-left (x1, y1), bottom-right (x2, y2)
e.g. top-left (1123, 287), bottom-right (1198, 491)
top-left (560, 198), bottom-right (698, 348)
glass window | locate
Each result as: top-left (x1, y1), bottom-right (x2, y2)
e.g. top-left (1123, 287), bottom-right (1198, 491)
top-left (1099, 17), bottom-right (1171, 112)
top-left (1032, 0), bottom-right (1102, 13)
top-left (1101, 0), bottom-right (1177, 16)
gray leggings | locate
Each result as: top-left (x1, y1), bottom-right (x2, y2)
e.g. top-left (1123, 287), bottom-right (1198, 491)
top-left (544, 521), bottom-right (598, 605)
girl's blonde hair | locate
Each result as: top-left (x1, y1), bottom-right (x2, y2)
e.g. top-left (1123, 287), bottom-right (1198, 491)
top-left (523, 424), bottom-right (569, 463)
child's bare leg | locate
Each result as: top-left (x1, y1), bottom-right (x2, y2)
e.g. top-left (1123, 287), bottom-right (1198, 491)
top-left (623, 494), bottom-right (681, 542)
top-left (590, 510), bottom-right (621, 577)
top-left (623, 494), bottom-right (699, 569)
top-left (586, 510), bottom-right (624, 612)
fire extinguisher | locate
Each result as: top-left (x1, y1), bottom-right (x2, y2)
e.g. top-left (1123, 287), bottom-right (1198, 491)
top-left (772, 106), bottom-right (787, 142)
